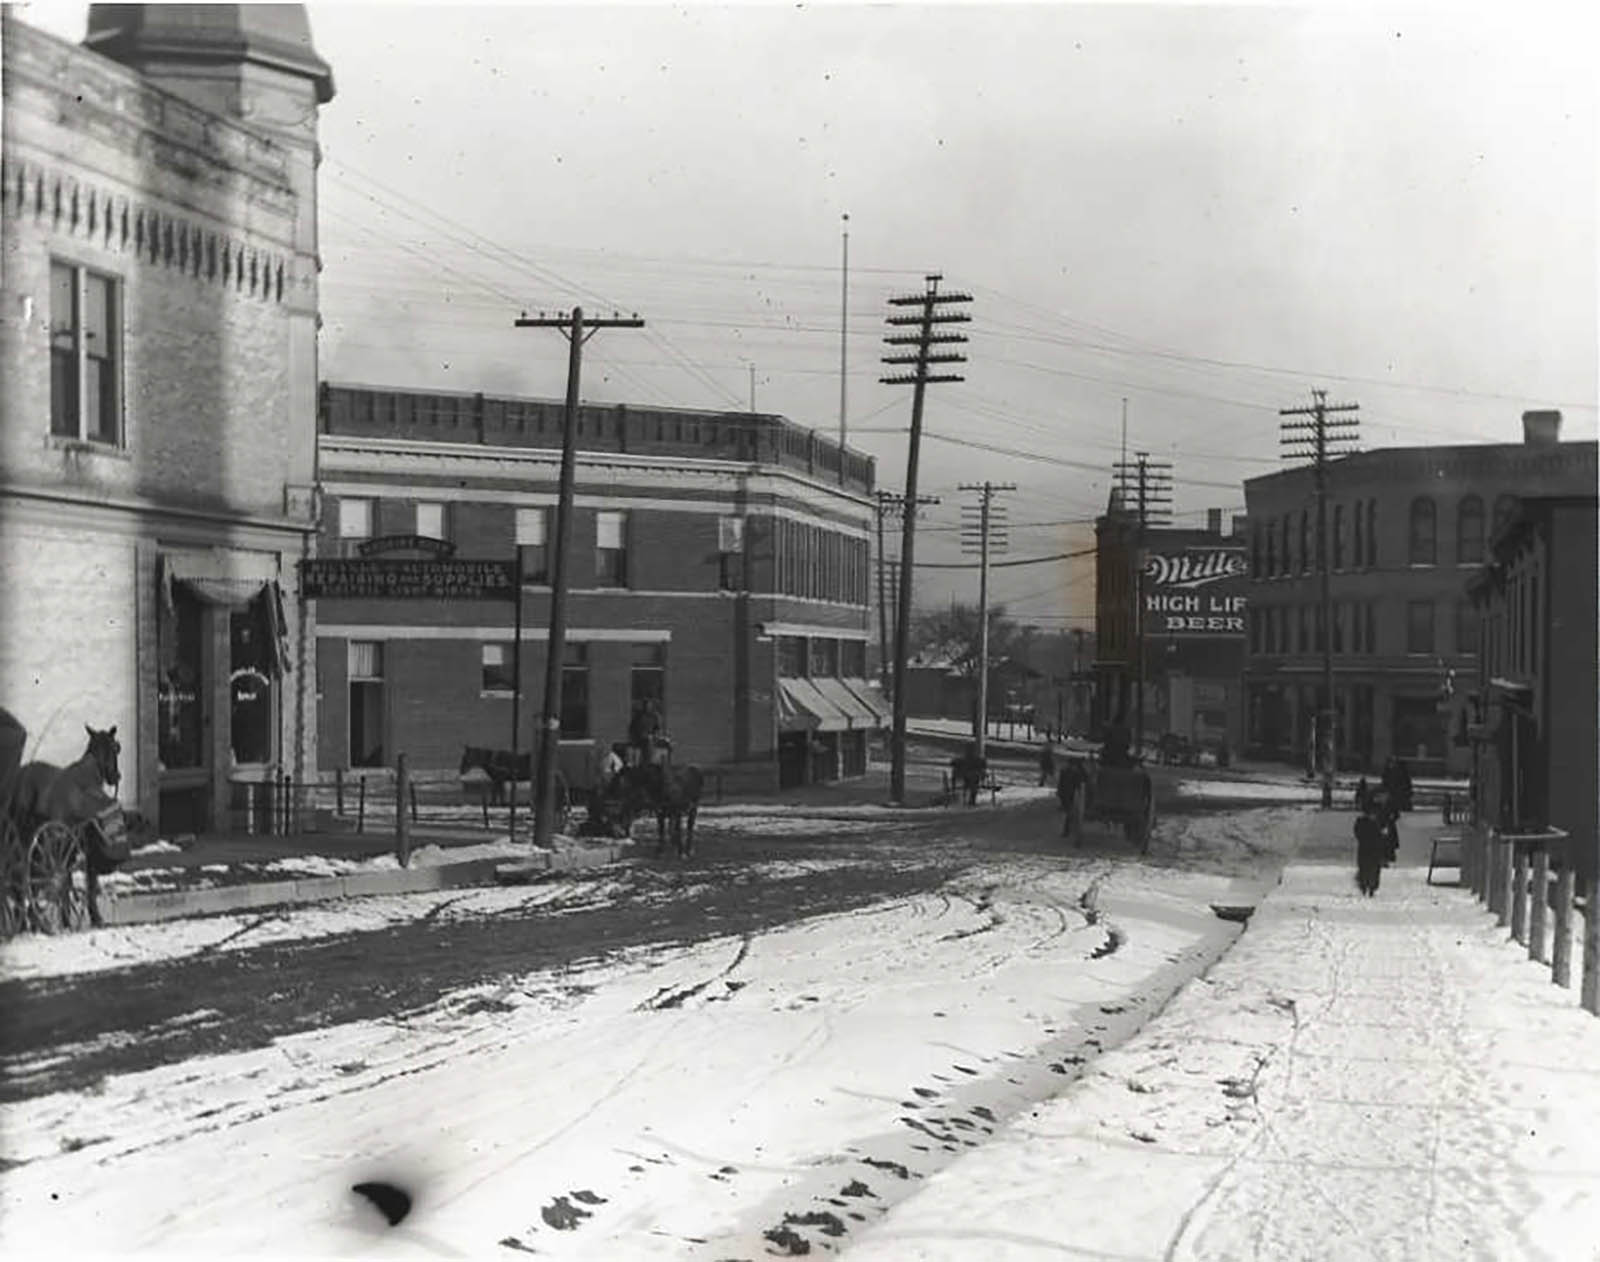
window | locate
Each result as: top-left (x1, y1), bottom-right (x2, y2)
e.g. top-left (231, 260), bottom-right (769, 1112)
top-left (348, 641), bottom-right (385, 768)
top-left (841, 640), bottom-right (867, 677)
top-left (1314, 605), bottom-right (1326, 652)
top-left (1332, 504), bottom-right (1345, 570)
top-left (230, 607), bottom-right (276, 765)
top-left (595, 510), bottom-right (628, 587)
top-left (1492, 494), bottom-right (1519, 537)
top-left (50, 260), bottom-right (121, 444)
top-left (158, 582), bottom-right (204, 771)
top-left (719, 515), bottom-right (745, 591)
top-left (1454, 600), bottom-right (1480, 657)
top-left (1279, 517), bottom-right (1290, 577)
top-left (777, 635), bottom-right (805, 678)
top-left (1453, 495), bottom-right (1484, 565)
top-left (1331, 604), bottom-right (1343, 654)
top-left (1353, 507), bottom-right (1363, 571)
top-left (1366, 500), bottom-right (1378, 567)
top-left (630, 643), bottom-right (666, 724)
top-left (809, 637), bottom-right (840, 678)
top-left (339, 498), bottom-right (374, 539)
top-left (516, 507), bottom-right (550, 584)
top-left (1406, 600), bottom-right (1435, 654)
top-left (481, 643), bottom-right (514, 694)
top-left (1366, 603), bottom-right (1377, 656)
top-left (560, 642), bottom-right (590, 738)
top-left (1298, 511), bottom-right (1310, 574)
top-left (1297, 606), bottom-right (1309, 653)
top-left (1408, 497), bottom-right (1436, 566)
top-left (1265, 525), bottom-right (1277, 577)
top-left (415, 501), bottom-right (446, 540)
top-left (1351, 603), bottom-right (1363, 654)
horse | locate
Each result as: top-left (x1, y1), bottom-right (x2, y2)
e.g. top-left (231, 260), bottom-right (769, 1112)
top-left (9, 725), bottom-right (122, 929)
top-left (615, 760), bottom-right (704, 858)
top-left (459, 745), bottom-right (531, 806)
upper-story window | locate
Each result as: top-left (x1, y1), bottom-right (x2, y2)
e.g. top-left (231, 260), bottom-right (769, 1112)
top-left (841, 639), bottom-right (867, 678)
top-left (1408, 497), bottom-right (1437, 566)
top-left (718, 516), bottom-right (745, 591)
top-left (515, 507), bottom-right (550, 584)
top-left (339, 497), bottom-right (374, 540)
top-left (809, 636), bottom-right (840, 678)
top-left (415, 501), bottom-right (446, 540)
top-left (1332, 504), bottom-right (1345, 570)
top-left (1406, 599), bottom-right (1435, 654)
top-left (1353, 503), bottom-right (1364, 570)
top-left (1298, 511), bottom-right (1310, 574)
top-left (595, 510), bottom-right (629, 587)
top-left (1366, 500), bottom-right (1378, 567)
top-left (51, 261), bottom-right (122, 445)
top-left (1492, 494), bottom-right (1519, 538)
top-left (1455, 495), bottom-right (1484, 565)
top-left (1264, 525), bottom-right (1277, 577)
top-left (1279, 516), bottom-right (1290, 576)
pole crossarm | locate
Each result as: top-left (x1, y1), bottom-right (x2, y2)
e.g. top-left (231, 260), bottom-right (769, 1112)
top-left (513, 305), bottom-right (646, 848)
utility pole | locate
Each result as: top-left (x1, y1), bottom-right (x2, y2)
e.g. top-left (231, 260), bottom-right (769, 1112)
top-left (881, 275), bottom-right (971, 803)
top-left (838, 212), bottom-right (849, 478)
top-left (875, 490), bottom-right (938, 694)
top-left (959, 480), bottom-right (1015, 755)
top-left (1280, 388), bottom-right (1360, 809)
top-left (1113, 451), bottom-right (1171, 759)
top-left (513, 306), bottom-right (645, 848)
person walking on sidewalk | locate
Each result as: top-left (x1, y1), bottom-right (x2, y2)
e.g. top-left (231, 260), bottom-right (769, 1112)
top-left (1037, 740), bottom-right (1057, 787)
top-left (1354, 804), bottom-right (1385, 895)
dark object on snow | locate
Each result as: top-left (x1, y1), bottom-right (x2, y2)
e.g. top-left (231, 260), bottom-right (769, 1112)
top-left (1210, 903), bottom-right (1255, 923)
top-left (352, 1181), bottom-right (412, 1226)
top-left (1354, 810), bottom-right (1385, 896)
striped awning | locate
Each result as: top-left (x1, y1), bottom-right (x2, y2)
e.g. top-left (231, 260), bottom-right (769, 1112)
top-left (777, 677), bottom-right (852, 733)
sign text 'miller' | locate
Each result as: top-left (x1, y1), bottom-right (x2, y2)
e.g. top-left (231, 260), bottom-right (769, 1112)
top-left (1143, 549), bottom-right (1247, 590)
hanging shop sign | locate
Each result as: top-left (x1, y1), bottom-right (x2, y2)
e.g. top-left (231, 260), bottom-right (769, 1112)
top-left (1143, 547), bottom-right (1247, 636)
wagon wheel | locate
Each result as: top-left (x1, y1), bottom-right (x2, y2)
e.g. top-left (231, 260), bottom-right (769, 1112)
top-left (0, 815), bottom-right (25, 939)
top-left (27, 820), bottom-right (92, 934)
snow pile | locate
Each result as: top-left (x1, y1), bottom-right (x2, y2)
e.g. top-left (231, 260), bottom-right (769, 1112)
top-left (1175, 777), bottom-right (1327, 802)
top-left (844, 854), bottom-right (1600, 1261)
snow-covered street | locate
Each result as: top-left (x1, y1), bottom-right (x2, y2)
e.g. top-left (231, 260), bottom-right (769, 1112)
top-left (0, 796), bottom-right (1309, 1258)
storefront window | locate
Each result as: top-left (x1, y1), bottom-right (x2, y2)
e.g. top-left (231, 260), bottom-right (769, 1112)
top-left (158, 582), bottom-right (204, 770)
top-left (230, 606), bottom-right (275, 765)
top-left (777, 636), bottom-right (805, 678)
top-left (809, 637), bottom-right (839, 678)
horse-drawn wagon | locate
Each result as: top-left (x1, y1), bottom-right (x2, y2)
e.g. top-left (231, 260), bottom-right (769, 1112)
top-left (2, 719), bottom-right (131, 938)
top-left (1057, 750), bottom-right (1156, 853)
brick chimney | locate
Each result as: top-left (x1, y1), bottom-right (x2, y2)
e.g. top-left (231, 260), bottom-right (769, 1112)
top-left (1522, 410), bottom-right (1562, 445)
top-left (1206, 507), bottom-right (1223, 534)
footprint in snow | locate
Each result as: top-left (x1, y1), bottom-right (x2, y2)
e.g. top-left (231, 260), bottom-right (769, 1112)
top-left (541, 1196), bottom-right (593, 1231)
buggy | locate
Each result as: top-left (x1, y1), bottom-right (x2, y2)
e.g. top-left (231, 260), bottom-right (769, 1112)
top-left (1057, 750), bottom-right (1156, 853)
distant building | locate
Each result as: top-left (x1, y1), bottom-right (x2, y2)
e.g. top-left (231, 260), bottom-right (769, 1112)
top-left (312, 384), bottom-right (884, 793)
top-left (0, 6), bottom-right (332, 832)
top-left (1095, 503), bottom-right (1248, 751)
top-left (1242, 412), bottom-right (1596, 775)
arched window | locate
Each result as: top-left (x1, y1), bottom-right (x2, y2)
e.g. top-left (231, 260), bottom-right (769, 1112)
top-left (1408, 497), bottom-right (1436, 565)
top-left (1492, 493), bottom-right (1519, 537)
top-left (1456, 495), bottom-right (1485, 565)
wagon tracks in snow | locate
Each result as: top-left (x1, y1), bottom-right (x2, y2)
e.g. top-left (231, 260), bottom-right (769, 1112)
top-left (637, 935), bottom-right (753, 1012)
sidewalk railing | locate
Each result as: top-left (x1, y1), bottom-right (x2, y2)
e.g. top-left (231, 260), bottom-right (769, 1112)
top-left (1463, 823), bottom-right (1598, 1016)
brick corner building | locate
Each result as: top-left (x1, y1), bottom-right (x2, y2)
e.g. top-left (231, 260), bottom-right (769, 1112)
top-left (311, 385), bottom-right (885, 794)
top-left (1, 5), bottom-right (333, 832)
top-left (1242, 412), bottom-right (1596, 776)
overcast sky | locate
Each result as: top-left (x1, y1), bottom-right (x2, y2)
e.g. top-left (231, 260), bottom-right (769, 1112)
top-left (19, 1), bottom-right (1598, 631)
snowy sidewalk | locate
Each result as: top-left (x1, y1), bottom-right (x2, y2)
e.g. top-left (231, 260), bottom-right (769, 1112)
top-left (844, 811), bottom-right (1600, 1262)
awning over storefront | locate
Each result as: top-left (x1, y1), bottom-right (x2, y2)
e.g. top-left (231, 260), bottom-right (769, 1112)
top-left (811, 676), bottom-right (885, 729)
top-left (839, 677), bottom-right (891, 726)
top-left (776, 677), bottom-right (852, 732)
top-left (159, 549), bottom-right (290, 677)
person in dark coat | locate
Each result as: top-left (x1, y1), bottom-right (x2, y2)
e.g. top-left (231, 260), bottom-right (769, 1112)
top-left (1056, 759), bottom-right (1087, 838)
top-left (1353, 806), bottom-right (1385, 896)
top-left (1037, 741), bottom-right (1057, 787)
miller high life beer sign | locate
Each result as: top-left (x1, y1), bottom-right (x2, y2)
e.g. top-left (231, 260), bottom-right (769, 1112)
top-left (1143, 547), bottom-right (1247, 636)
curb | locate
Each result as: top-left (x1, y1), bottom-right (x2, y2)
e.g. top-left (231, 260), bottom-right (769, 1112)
top-left (99, 845), bottom-right (627, 927)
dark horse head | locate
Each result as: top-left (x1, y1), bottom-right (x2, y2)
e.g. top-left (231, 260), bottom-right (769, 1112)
top-left (86, 724), bottom-right (121, 789)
